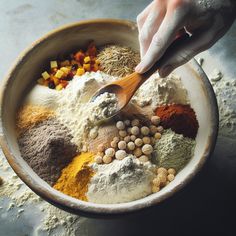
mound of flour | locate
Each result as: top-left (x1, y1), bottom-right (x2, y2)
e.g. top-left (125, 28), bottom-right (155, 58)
top-left (56, 71), bottom-right (118, 149)
top-left (132, 73), bottom-right (189, 109)
top-left (87, 156), bottom-right (155, 204)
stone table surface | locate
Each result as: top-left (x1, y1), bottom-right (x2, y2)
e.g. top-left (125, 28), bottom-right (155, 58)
top-left (0, 0), bottom-right (236, 236)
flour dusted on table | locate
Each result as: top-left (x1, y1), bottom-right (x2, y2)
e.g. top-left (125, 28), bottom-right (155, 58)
top-left (56, 71), bottom-right (118, 149)
top-left (132, 73), bottom-right (189, 109)
top-left (87, 156), bottom-right (155, 204)
top-left (212, 78), bottom-right (236, 138)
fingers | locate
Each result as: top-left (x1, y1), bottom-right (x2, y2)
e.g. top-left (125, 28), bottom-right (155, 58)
top-left (158, 25), bottom-right (223, 77)
top-left (138, 0), bottom-right (167, 57)
top-left (136, 7), bottom-right (186, 74)
top-left (136, 1), bottom-right (155, 32)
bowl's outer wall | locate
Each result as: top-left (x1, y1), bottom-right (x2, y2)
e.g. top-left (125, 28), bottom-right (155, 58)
top-left (0, 19), bottom-right (218, 217)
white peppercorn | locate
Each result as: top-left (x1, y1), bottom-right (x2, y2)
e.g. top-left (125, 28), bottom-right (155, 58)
top-left (124, 119), bottom-right (131, 126)
top-left (134, 138), bottom-right (143, 147)
top-left (168, 168), bottom-right (176, 175)
top-left (115, 150), bottom-right (127, 160)
top-left (103, 155), bottom-right (112, 164)
top-left (124, 136), bottom-right (131, 143)
top-left (133, 148), bottom-right (142, 157)
top-left (127, 127), bottom-right (132, 134)
top-left (154, 132), bottom-right (162, 139)
top-left (131, 119), bottom-right (140, 127)
top-left (119, 130), bottom-right (127, 137)
top-left (94, 155), bottom-right (103, 164)
top-left (157, 167), bottom-right (168, 175)
top-left (116, 121), bottom-right (125, 130)
top-left (151, 116), bottom-right (161, 126)
top-left (152, 185), bottom-right (160, 193)
top-left (110, 141), bottom-right (118, 148)
top-left (142, 144), bottom-right (153, 155)
top-left (131, 126), bottom-right (140, 135)
top-left (143, 136), bottom-right (151, 144)
top-left (157, 126), bottom-right (164, 133)
top-left (139, 155), bottom-right (149, 163)
top-left (113, 137), bottom-right (120, 143)
top-left (152, 177), bottom-right (161, 187)
top-left (127, 142), bottom-right (135, 151)
top-left (105, 148), bottom-right (115, 157)
top-left (130, 135), bottom-right (136, 141)
top-left (141, 126), bottom-right (150, 136)
top-left (149, 125), bottom-right (158, 135)
top-left (118, 141), bottom-right (126, 150)
top-left (167, 174), bottom-right (175, 182)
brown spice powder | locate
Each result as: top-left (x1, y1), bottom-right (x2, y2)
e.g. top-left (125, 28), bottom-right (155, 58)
top-left (16, 105), bottom-right (55, 133)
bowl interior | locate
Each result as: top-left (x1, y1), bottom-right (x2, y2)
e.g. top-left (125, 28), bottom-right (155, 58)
top-left (0, 19), bottom-right (218, 217)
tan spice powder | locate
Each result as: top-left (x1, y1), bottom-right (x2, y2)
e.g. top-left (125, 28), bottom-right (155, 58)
top-left (16, 105), bottom-right (55, 133)
top-left (97, 45), bottom-right (140, 77)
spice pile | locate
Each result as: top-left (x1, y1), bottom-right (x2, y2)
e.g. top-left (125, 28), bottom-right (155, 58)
top-left (15, 41), bottom-right (199, 204)
top-left (97, 45), bottom-right (140, 77)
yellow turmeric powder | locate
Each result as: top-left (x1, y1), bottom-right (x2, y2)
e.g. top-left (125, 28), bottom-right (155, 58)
top-left (53, 152), bottom-right (94, 201)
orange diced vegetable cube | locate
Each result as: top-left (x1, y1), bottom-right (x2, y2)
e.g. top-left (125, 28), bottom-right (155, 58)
top-left (53, 77), bottom-right (60, 86)
top-left (60, 60), bottom-right (70, 66)
top-left (93, 64), bottom-right (99, 72)
top-left (74, 51), bottom-right (85, 62)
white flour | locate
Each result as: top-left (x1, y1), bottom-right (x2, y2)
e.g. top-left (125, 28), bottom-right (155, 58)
top-left (87, 156), bottom-right (155, 204)
top-left (212, 78), bottom-right (236, 138)
top-left (55, 71), bottom-right (117, 149)
top-left (132, 73), bottom-right (189, 109)
top-left (24, 84), bottom-right (58, 109)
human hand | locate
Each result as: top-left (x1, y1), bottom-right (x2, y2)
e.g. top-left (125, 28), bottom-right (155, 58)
top-left (135, 0), bottom-right (236, 77)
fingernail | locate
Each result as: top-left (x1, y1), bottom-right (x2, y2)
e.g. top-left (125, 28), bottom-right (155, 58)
top-left (159, 65), bottom-right (173, 77)
top-left (135, 64), bottom-right (143, 73)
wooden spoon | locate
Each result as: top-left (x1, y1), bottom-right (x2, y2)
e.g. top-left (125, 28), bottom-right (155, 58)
top-left (90, 63), bottom-right (159, 116)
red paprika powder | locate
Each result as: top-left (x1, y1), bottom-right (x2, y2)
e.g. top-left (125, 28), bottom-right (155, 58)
top-left (155, 104), bottom-right (199, 139)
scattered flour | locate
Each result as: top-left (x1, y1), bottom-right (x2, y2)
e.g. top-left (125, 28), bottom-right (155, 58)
top-left (212, 78), bottom-right (236, 138)
top-left (56, 71), bottom-right (118, 150)
top-left (132, 73), bottom-right (189, 109)
top-left (87, 156), bottom-right (155, 204)
top-left (0, 149), bottom-right (81, 235)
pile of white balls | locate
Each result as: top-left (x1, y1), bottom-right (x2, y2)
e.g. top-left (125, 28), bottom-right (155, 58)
top-left (95, 116), bottom-right (164, 164)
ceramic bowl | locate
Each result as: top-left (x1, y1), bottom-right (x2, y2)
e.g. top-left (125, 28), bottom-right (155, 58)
top-left (0, 19), bottom-right (218, 218)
